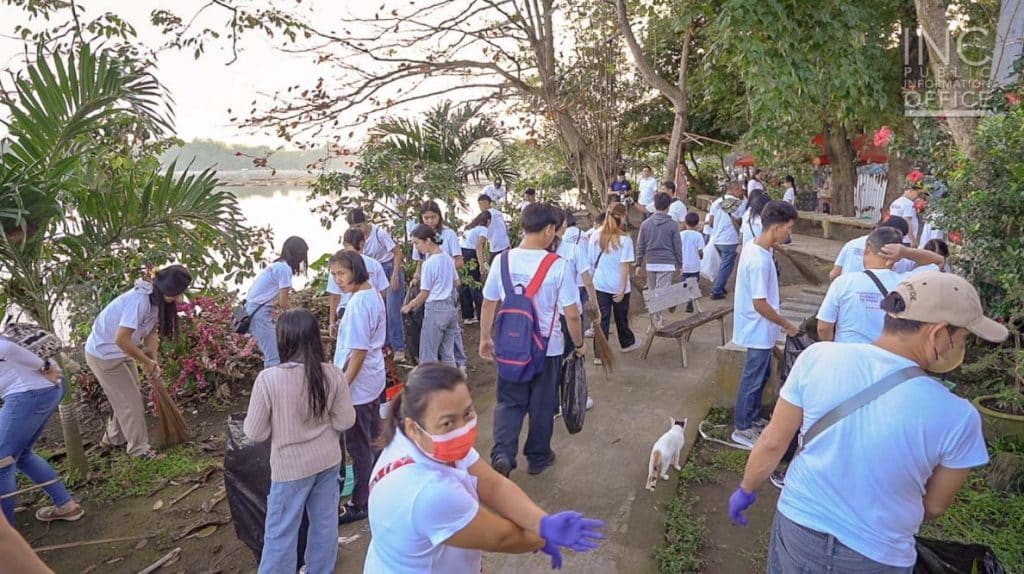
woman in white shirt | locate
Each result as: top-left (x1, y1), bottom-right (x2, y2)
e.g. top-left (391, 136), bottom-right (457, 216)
top-left (0, 337), bottom-right (83, 524)
top-left (85, 265), bottom-right (192, 459)
top-left (345, 209), bottom-right (407, 360)
top-left (364, 363), bottom-right (605, 573)
top-left (404, 224), bottom-right (460, 366)
top-left (245, 237), bottom-right (308, 367)
top-left (329, 250), bottom-right (387, 526)
top-left (326, 228), bottom-right (389, 335)
top-left (741, 189), bottom-right (770, 245)
top-left (458, 210), bottom-right (491, 325)
top-left (782, 175), bottom-right (797, 205)
top-left (588, 203), bottom-right (640, 353)
top-left (411, 201), bottom-right (468, 373)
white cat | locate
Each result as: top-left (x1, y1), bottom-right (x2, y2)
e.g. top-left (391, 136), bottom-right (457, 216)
top-left (646, 417), bottom-right (688, 491)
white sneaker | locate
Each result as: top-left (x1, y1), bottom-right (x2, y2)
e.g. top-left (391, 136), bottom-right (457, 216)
top-left (593, 358), bottom-right (603, 366)
top-left (459, 366), bottom-right (467, 376)
top-left (621, 341), bottom-right (644, 353)
top-left (393, 350), bottom-right (406, 362)
top-left (585, 397), bottom-right (594, 410)
top-left (464, 318), bottom-right (479, 325)
top-left (730, 428), bottom-right (761, 450)
top-left (584, 328), bottom-right (594, 339)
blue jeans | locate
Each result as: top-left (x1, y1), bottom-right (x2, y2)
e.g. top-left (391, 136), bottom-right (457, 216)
top-left (712, 243), bottom-right (739, 297)
top-left (491, 356), bottom-right (559, 469)
top-left (769, 512), bottom-right (913, 573)
top-left (247, 302), bottom-right (279, 367)
top-left (260, 464), bottom-right (340, 574)
top-left (0, 382), bottom-right (73, 524)
top-left (380, 260), bottom-right (406, 352)
top-left (734, 347), bottom-right (772, 430)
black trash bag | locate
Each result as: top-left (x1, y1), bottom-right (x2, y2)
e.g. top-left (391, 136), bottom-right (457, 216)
top-left (781, 332), bottom-right (816, 383)
top-left (402, 282), bottom-right (424, 365)
top-left (559, 354), bottom-right (588, 434)
top-left (224, 413), bottom-right (310, 564)
top-left (914, 537), bottom-right (1007, 574)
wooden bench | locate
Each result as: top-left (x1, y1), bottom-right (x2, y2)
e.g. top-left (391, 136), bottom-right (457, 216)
top-left (638, 278), bottom-right (733, 367)
top-left (797, 211), bottom-right (875, 240)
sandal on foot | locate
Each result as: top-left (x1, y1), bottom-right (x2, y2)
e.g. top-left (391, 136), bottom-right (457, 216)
top-left (134, 449), bottom-right (165, 461)
top-left (36, 504), bottom-right (84, 523)
top-left (338, 503), bottom-right (367, 525)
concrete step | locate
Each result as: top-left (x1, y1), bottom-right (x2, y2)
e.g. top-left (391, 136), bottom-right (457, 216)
top-left (802, 287), bottom-right (828, 297)
top-left (793, 293), bottom-right (826, 306)
top-left (781, 301), bottom-right (821, 314)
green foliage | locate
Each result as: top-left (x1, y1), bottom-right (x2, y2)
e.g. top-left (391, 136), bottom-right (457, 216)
top-left (920, 474), bottom-right (1024, 573)
top-left (939, 101), bottom-right (1024, 402)
top-left (506, 140), bottom-right (576, 197)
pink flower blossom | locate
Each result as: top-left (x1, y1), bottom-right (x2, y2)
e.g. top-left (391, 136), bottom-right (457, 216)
top-left (1008, 92), bottom-right (1022, 107)
top-left (906, 169), bottom-right (925, 184)
top-left (873, 125), bottom-right (892, 148)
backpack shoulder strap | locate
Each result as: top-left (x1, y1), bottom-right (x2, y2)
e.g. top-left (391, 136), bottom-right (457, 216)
top-left (525, 252), bottom-right (560, 299)
top-left (799, 366), bottom-right (926, 453)
top-left (863, 270), bottom-right (889, 296)
top-left (500, 251), bottom-right (515, 295)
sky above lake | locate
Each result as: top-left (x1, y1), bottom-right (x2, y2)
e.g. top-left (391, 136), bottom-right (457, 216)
top-left (0, 1), bottom-right (469, 147)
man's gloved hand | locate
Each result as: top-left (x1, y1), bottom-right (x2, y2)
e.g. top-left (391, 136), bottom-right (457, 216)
top-left (540, 540), bottom-right (563, 570)
top-left (728, 486), bottom-right (758, 526)
top-left (540, 511), bottom-right (606, 553)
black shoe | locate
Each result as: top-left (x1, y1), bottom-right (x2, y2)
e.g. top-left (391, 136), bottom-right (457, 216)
top-left (685, 305), bottom-right (694, 313)
top-left (528, 452), bottom-right (556, 475)
top-left (710, 293), bottom-right (726, 301)
top-left (492, 456), bottom-right (513, 478)
top-left (338, 503), bottom-right (368, 525)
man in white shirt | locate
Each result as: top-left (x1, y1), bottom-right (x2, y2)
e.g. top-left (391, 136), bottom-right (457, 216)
top-left (730, 201), bottom-right (800, 448)
top-left (829, 217), bottom-right (908, 280)
top-left (662, 180), bottom-right (688, 229)
top-left (480, 203), bottom-right (584, 477)
top-left (730, 272), bottom-right (1005, 572)
top-left (482, 177), bottom-right (507, 203)
top-left (477, 194), bottom-right (511, 261)
top-left (707, 181), bottom-right (747, 299)
top-left (637, 165), bottom-right (660, 217)
top-left (746, 169), bottom-right (765, 194)
top-left (517, 187), bottom-right (537, 213)
top-left (889, 180), bottom-right (923, 247)
top-left (817, 227), bottom-right (945, 344)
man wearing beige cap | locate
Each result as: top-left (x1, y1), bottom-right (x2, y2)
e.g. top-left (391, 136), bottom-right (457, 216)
top-left (726, 272), bottom-right (1008, 573)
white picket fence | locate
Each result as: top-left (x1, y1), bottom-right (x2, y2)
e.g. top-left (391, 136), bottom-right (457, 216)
top-left (853, 166), bottom-right (888, 223)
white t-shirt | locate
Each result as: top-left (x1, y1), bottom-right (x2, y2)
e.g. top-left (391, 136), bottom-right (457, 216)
top-left (667, 199), bottom-right (687, 226)
top-left (482, 183), bottom-right (507, 203)
top-left (413, 227), bottom-right (461, 261)
top-left (709, 197), bottom-right (747, 246)
top-left (889, 196), bottom-right (919, 244)
top-left (680, 230), bottom-right (705, 274)
top-left (747, 179), bottom-right (764, 194)
top-left (732, 243), bottom-right (780, 349)
top-left (364, 431), bottom-right (482, 574)
top-left (920, 212), bottom-right (943, 243)
top-left (485, 209), bottom-right (511, 252)
top-left (326, 254), bottom-right (389, 309)
top-left (816, 269), bottom-right (906, 344)
top-left (557, 231), bottom-right (591, 296)
top-left (741, 211), bottom-right (762, 245)
top-left (459, 226), bottom-right (487, 251)
top-left (246, 261), bottom-right (293, 306)
top-left (334, 288), bottom-right (386, 405)
top-left (638, 176), bottom-right (659, 211)
top-left (0, 339), bottom-right (54, 398)
top-left (483, 248), bottom-right (578, 356)
top-left (783, 186), bottom-right (796, 204)
top-left (835, 235), bottom-right (868, 275)
top-left (420, 252), bottom-right (458, 302)
top-left (778, 343), bottom-right (989, 567)
top-left (892, 258), bottom-right (918, 274)
top-left (85, 282), bottom-right (159, 360)
top-left (910, 263), bottom-right (943, 275)
top-left (363, 224), bottom-right (398, 264)
top-left (588, 234), bottom-right (636, 295)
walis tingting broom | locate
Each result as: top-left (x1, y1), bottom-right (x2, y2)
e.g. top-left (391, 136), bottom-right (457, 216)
top-left (149, 373), bottom-right (188, 447)
top-left (586, 305), bottom-right (615, 374)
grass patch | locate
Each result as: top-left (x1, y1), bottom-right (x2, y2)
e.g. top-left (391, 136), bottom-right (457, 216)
top-left (709, 448), bottom-right (750, 474)
top-left (656, 460), bottom-right (709, 574)
top-left (920, 473), bottom-right (1024, 572)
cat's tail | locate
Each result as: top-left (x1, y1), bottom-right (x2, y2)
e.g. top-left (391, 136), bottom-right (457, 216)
top-left (650, 449), bottom-right (662, 476)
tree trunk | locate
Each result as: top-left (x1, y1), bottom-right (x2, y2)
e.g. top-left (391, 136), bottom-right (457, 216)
top-left (884, 154), bottom-right (909, 208)
top-left (826, 125), bottom-right (857, 217)
top-left (914, 0), bottom-right (980, 157)
top-left (684, 147), bottom-right (707, 197)
top-left (58, 403), bottom-right (89, 478)
top-left (664, 28), bottom-right (693, 183)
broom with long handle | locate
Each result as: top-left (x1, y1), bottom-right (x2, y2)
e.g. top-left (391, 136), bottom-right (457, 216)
top-left (149, 372), bottom-right (188, 447)
top-left (586, 305), bottom-right (615, 374)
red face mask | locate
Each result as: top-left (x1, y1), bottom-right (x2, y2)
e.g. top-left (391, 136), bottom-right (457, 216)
top-left (415, 418), bottom-right (478, 463)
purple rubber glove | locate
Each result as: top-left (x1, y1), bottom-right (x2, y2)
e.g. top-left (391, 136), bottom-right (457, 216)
top-left (540, 511), bottom-right (607, 553)
top-left (728, 486), bottom-right (757, 526)
top-left (540, 540), bottom-right (563, 570)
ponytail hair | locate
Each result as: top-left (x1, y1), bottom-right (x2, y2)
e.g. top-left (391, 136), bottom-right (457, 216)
top-left (599, 202), bottom-right (627, 252)
top-left (343, 228), bottom-right (366, 251)
top-left (411, 223), bottom-right (441, 244)
top-left (377, 362), bottom-right (467, 448)
top-left (276, 309), bottom-right (329, 421)
top-left (466, 210), bottom-right (491, 231)
top-left (277, 236), bottom-right (309, 274)
top-left (150, 265), bottom-right (192, 339)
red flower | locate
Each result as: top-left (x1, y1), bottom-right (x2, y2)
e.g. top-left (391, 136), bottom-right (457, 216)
top-left (1007, 92), bottom-right (1022, 107)
top-left (948, 231), bottom-right (962, 245)
top-left (873, 125), bottom-right (892, 148)
top-left (906, 169), bottom-right (925, 184)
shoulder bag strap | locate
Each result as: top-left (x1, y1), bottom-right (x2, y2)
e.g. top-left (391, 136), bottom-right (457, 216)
top-left (863, 270), bottom-right (889, 296)
top-left (525, 252), bottom-right (560, 298)
top-left (798, 366), bottom-right (927, 454)
top-left (500, 251), bottom-right (515, 294)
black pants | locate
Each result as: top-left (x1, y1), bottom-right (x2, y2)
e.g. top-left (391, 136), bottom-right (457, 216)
top-left (596, 291), bottom-right (635, 348)
top-left (458, 248), bottom-right (484, 320)
top-left (343, 401), bottom-right (380, 508)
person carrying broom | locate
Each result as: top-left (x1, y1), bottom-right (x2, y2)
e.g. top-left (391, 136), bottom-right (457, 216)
top-left (85, 265), bottom-right (193, 459)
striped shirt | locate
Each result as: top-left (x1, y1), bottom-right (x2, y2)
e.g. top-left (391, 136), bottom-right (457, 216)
top-left (243, 362), bottom-right (357, 482)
